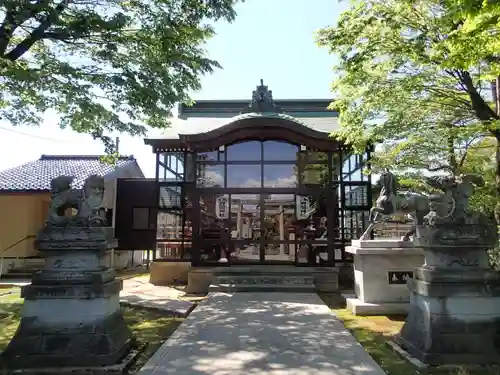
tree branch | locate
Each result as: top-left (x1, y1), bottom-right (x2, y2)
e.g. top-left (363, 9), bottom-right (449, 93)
top-left (458, 70), bottom-right (499, 125)
top-left (0, 10), bottom-right (16, 56)
top-left (458, 133), bottom-right (485, 168)
top-left (5, 0), bottom-right (72, 61)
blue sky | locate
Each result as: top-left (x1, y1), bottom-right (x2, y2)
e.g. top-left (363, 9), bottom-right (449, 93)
top-left (0, 0), bottom-right (347, 178)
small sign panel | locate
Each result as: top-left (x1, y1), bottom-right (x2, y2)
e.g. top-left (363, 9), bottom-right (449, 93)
top-left (388, 271), bottom-right (413, 285)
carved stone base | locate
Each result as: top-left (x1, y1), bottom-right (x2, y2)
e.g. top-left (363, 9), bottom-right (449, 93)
top-left (0, 231), bottom-right (133, 370)
top-left (397, 268), bottom-right (500, 365)
top-left (1, 310), bottom-right (132, 368)
top-left (1, 350), bottom-right (140, 375)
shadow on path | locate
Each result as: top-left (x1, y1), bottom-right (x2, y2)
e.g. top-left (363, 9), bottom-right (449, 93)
top-left (139, 292), bottom-right (386, 375)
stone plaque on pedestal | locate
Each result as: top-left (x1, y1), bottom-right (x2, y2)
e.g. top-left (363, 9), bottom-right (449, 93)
top-left (0, 175), bottom-right (133, 371)
top-left (397, 174), bottom-right (500, 366)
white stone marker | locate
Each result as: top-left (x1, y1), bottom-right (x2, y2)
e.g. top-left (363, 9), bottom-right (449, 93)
top-left (344, 239), bottom-right (424, 315)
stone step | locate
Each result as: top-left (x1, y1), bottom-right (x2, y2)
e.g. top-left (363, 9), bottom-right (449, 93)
top-left (1, 272), bottom-right (33, 279)
top-left (208, 283), bottom-right (316, 293)
top-left (214, 275), bottom-right (315, 285)
top-left (215, 273), bottom-right (315, 279)
top-left (213, 267), bottom-right (316, 276)
top-left (22, 258), bottom-right (45, 265)
top-left (8, 267), bottom-right (41, 272)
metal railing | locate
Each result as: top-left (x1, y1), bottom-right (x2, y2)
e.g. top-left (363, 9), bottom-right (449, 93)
top-left (0, 235), bottom-right (36, 278)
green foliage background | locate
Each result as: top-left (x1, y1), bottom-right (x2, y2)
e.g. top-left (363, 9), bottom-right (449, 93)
top-left (317, 0), bottom-right (500, 267)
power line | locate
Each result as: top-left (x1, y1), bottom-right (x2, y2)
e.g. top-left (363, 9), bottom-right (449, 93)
top-left (0, 126), bottom-right (81, 144)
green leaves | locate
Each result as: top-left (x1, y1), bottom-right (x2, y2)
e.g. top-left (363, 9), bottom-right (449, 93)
top-left (317, 0), bottom-right (499, 179)
top-left (0, 0), bottom-right (241, 150)
top-left (444, 0), bottom-right (500, 76)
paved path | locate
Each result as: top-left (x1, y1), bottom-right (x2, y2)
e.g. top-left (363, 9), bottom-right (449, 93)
top-left (138, 293), bottom-right (386, 375)
top-left (120, 277), bottom-right (194, 316)
top-left (0, 276), bottom-right (195, 316)
top-left (0, 279), bottom-right (29, 286)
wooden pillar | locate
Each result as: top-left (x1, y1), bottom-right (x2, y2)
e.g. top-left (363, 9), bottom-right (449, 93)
top-left (279, 205), bottom-right (285, 256)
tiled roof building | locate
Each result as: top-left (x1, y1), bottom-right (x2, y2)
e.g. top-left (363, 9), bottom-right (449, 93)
top-left (0, 155), bottom-right (140, 192)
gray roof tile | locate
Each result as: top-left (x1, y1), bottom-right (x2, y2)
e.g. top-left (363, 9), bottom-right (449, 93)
top-left (0, 155), bottom-right (137, 191)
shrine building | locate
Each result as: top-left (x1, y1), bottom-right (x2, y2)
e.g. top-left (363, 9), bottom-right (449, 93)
top-left (114, 80), bottom-right (373, 268)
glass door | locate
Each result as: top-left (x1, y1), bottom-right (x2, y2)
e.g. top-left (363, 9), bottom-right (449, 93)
top-left (261, 194), bottom-right (296, 264)
top-left (228, 194), bottom-right (262, 264)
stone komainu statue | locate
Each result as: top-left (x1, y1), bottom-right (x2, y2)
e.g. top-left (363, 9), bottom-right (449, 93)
top-left (423, 173), bottom-right (488, 226)
top-left (46, 175), bottom-right (107, 227)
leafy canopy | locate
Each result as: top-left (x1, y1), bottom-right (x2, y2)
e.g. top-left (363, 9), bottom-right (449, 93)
top-left (316, 0), bottom-right (499, 176)
top-left (443, 0), bottom-right (500, 76)
top-left (0, 0), bottom-right (239, 151)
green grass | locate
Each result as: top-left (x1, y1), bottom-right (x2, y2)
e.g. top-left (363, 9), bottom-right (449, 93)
top-left (0, 290), bottom-right (183, 374)
top-left (123, 306), bottom-right (183, 373)
top-left (319, 293), bottom-right (500, 375)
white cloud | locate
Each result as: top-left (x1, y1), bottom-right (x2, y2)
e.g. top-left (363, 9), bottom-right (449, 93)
top-left (203, 170), bottom-right (224, 186)
top-left (201, 171), bottom-right (297, 203)
top-left (202, 171), bottom-right (296, 189)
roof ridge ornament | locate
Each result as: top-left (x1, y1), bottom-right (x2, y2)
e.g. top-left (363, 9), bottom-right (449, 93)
top-left (241, 79), bottom-right (283, 114)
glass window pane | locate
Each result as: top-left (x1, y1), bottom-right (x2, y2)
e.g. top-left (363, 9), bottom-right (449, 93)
top-left (230, 194), bottom-right (261, 263)
top-left (331, 152), bottom-right (341, 181)
top-left (226, 141), bottom-right (261, 161)
top-left (305, 151), bottom-right (328, 163)
top-left (156, 211), bottom-right (192, 260)
top-left (159, 186), bottom-right (182, 209)
top-left (263, 141), bottom-right (298, 161)
top-left (262, 194), bottom-right (296, 262)
top-left (197, 164), bottom-right (225, 187)
top-left (342, 153), bottom-right (366, 181)
top-left (159, 152), bottom-right (185, 181)
top-left (342, 210), bottom-right (369, 241)
top-left (263, 164), bottom-right (297, 187)
top-left (344, 185), bottom-right (369, 207)
top-left (227, 164), bottom-right (261, 188)
top-left (301, 164), bottom-right (328, 186)
top-left (197, 150), bottom-right (219, 162)
top-left (157, 211), bottom-right (183, 240)
top-left (347, 169), bottom-right (363, 182)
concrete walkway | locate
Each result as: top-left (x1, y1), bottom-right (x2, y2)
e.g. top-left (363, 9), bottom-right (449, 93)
top-left (138, 293), bottom-right (387, 375)
top-left (120, 277), bottom-right (194, 316)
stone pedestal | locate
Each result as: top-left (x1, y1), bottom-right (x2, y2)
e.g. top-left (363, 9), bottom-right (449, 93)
top-left (397, 224), bottom-right (500, 365)
top-left (345, 239), bottom-right (424, 315)
top-left (150, 261), bottom-right (192, 285)
top-left (0, 226), bottom-right (133, 369)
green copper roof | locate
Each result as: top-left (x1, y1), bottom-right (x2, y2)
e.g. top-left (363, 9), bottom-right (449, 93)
top-left (156, 114), bottom-right (339, 139)
top-left (221, 112), bottom-right (311, 128)
top-left (155, 80), bottom-right (339, 139)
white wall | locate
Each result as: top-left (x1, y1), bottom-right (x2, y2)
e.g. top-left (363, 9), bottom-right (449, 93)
top-left (101, 250), bottom-right (145, 269)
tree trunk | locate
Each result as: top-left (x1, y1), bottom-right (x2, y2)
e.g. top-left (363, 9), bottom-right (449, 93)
top-left (446, 133), bottom-right (457, 175)
top-left (493, 78), bottom-right (500, 225)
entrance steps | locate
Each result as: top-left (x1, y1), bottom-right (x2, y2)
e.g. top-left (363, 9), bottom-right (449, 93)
top-left (1, 258), bottom-right (44, 279)
top-left (208, 266), bottom-right (316, 293)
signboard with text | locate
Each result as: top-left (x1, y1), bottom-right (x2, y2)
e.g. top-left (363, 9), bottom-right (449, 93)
top-left (387, 271), bottom-right (413, 285)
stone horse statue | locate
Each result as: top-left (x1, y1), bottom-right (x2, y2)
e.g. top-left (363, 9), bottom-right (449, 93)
top-left (361, 169), bottom-right (430, 241)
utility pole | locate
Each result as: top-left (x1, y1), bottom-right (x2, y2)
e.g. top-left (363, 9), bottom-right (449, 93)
top-left (115, 137), bottom-right (120, 154)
